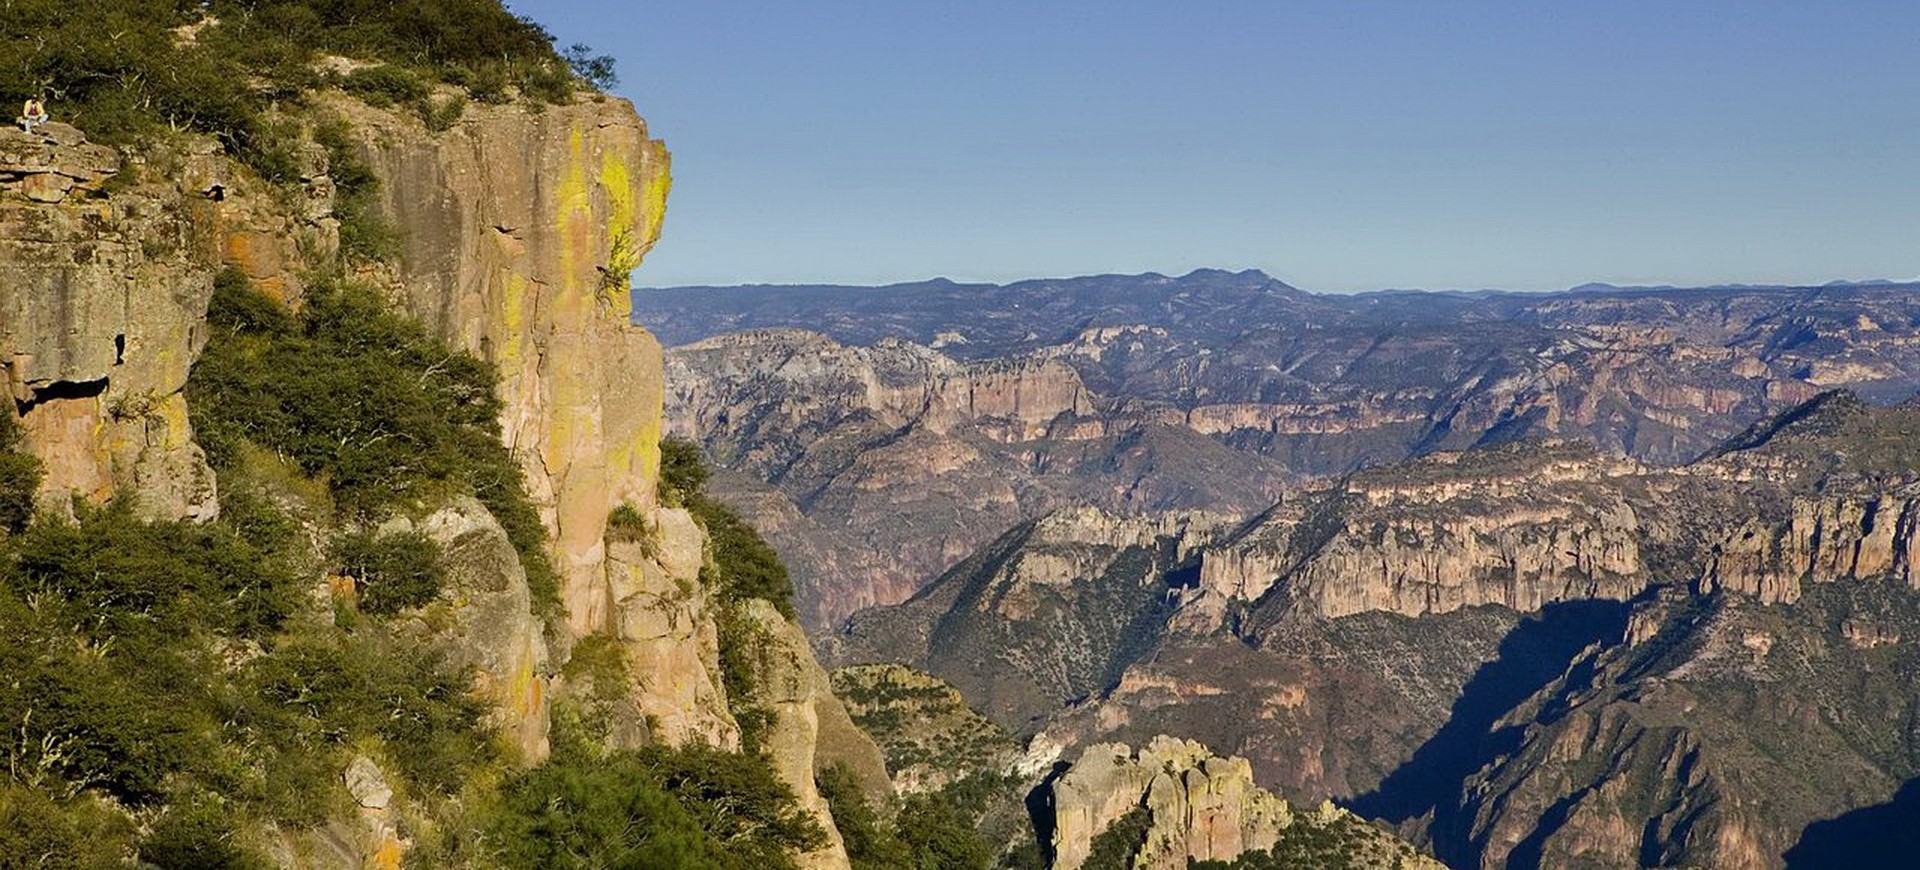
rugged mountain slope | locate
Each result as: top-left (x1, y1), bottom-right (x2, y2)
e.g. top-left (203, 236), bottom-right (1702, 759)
top-left (829, 508), bottom-right (1235, 732)
top-left (659, 271), bottom-right (1920, 637)
top-left (1438, 583), bottom-right (1920, 870)
top-left (837, 392), bottom-right (1920, 869)
top-left (667, 329), bottom-right (1288, 631)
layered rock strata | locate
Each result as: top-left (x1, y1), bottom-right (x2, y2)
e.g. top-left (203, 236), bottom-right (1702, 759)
top-left (667, 328), bottom-right (1289, 631)
top-left (657, 271), bottom-right (1920, 638)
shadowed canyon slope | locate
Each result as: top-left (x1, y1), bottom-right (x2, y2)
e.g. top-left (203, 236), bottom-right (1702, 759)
top-left (653, 271), bottom-right (1920, 632)
top-left (832, 393), bottom-right (1920, 869)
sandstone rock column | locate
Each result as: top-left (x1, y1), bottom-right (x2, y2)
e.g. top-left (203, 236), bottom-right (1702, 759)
top-left (357, 96), bottom-right (672, 635)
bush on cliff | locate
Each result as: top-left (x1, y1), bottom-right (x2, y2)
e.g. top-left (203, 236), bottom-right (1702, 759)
top-left (0, 0), bottom-right (602, 176)
top-left (660, 436), bottom-right (796, 616)
top-left (188, 270), bottom-right (560, 611)
top-left (331, 529), bottom-right (445, 615)
top-left (659, 437), bottom-right (804, 749)
top-left (0, 413), bottom-right (45, 535)
top-left (471, 738), bottom-right (825, 870)
top-left (0, 491), bottom-right (497, 864)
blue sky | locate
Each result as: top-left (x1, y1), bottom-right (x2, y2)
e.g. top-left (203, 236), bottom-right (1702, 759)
top-left (527, 1), bottom-right (1920, 292)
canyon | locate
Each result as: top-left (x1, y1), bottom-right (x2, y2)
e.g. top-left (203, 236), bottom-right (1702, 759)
top-left (654, 271), bottom-right (1920, 634)
top-left (659, 270), bottom-right (1920, 868)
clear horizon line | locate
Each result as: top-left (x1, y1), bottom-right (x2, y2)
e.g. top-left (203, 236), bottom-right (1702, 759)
top-left (634, 267), bottom-right (1920, 296)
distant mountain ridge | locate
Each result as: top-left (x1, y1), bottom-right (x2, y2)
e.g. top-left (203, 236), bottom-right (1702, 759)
top-left (636, 269), bottom-right (1920, 352)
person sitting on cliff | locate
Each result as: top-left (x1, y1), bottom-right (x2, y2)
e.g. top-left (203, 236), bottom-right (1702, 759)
top-left (18, 99), bottom-right (49, 134)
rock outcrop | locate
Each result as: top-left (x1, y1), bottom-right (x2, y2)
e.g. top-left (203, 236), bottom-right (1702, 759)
top-left (829, 508), bottom-right (1236, 730)
top-left (407, 496), bottom-right (554, 761)
top-left (349, 95), bottom-right (673, 641)
top-left (1047, 737), bottom-right (1442, 870)
top-left (1701, 486), bottom-right (1920, 603)
top-left (1, 123), bottom-right (224, 520)
top-left (667, 329), bottom-right (1288, 632)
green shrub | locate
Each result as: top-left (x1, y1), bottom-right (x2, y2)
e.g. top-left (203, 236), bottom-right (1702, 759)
top-left (0, 1), bottom-right (578, 180)
top-left (8, 499), bottom-right (296, 641)
top-left (563, 44), bottom-right (618, 91)
top-left (715, 609), bottom-right (778, 752)
top-left (333, 529), bottom-right (445, 615)
top-left (483, 743), bottom-right (825, 870)
top-left (607, 502), bottom-right (650, 543)
top-left (0, 787), bottom-right (134, 870)
top-left (660, 438), bottom-right (795, 615)
top-left (342, 64), bottom-right (427, 108)
top-left (139, 796), bottom-right (270, 870)
top-left (896, 783), bottom-right (999, 870)
top-left (819, 763), bottom-right (911, 870)
top-left (313, 118), bottom-right (401, 262)
top-left (659, 439), bottom-right (805, 743)
top-left (1083, 807), bottom-right (1150, 870)
top-left (207, 267), bottom-right (295, 336)
top-left (659, 436), bottom-right (710, 506)
top-left (698, 499), bottom-right (797, 616)
top-left (419, 94), bottom-right (466, 132)
top-left (247, 631), bottom-right (494, 795)
top-left (0, 412), bottom-right (44, 535)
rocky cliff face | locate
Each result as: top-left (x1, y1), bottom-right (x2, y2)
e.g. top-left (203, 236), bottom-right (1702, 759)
top-left (1202, 442), bottom-right (1655, 623)
top-left (1, 94), bottom-right (880, 868)
top-left (2, 123), bottom-right (234, 521)
top-left (1046, 736), bottom-right (1441, 870)
top-left (667, 329), bottom-right (1289, 632)
top-left (348, 95), bottom-right (673, 641)
top-left (345, 95), bottom-right (881, 866)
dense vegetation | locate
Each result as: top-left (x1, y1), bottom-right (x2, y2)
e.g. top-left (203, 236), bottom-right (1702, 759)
top-left (0, 0), bottom-right (614, 175)
top-left (188, 269), bottom-right (561, 610)
top-left (0, 268), bottom-right (848, 865)
top-left (820, 765), bottom-right (1042, 870)
top-left (465, 737), bottom-right (825, 870)
top-left (0, 440), bottom-right (497, 864)
top-left (1084, 808), bottom-right (1152, 870)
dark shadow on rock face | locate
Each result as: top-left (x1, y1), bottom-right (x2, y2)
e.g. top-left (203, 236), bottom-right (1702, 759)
top-left (1025, 761), bottom-right (1070, 866)
top-left (1347, 597), bottom-right (1634, 862)
top-left (1784, 776), bottom-right (1920, 869)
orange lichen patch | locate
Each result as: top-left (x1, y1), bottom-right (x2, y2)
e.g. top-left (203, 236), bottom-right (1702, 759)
top-left (221, 230), bottom-right (290, 300)
top-left (368, 831), bottom-right (404, 870)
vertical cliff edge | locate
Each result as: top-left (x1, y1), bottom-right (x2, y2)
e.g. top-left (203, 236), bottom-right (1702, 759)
top-left (0, 86), bottom-right (880, 869)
